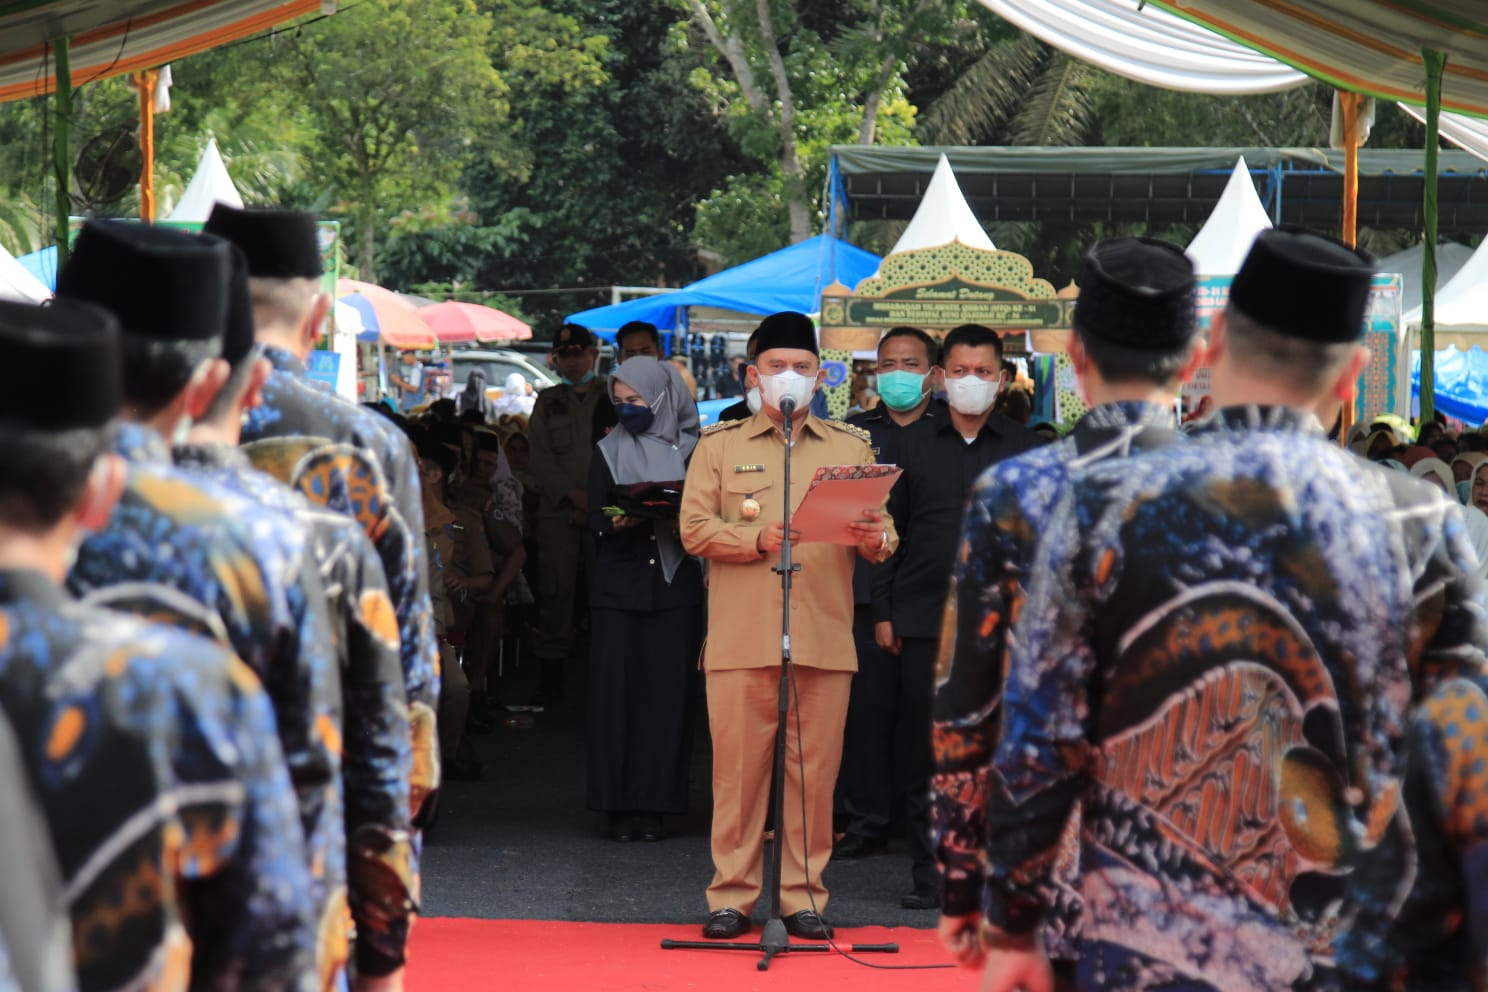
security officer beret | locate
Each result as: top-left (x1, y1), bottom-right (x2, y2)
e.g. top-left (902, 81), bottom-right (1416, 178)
top-left (0, 298), bottom-right (121, 430)
top-left (552, 323), bottom-right (596, 352)
top-left (1229, 226), bottom-right (1376, 343)
top-left (202, 203), bottom-right (323, 279)
top-left (57, 220), bottom-right (230, 344)
top-left (1074, 237), bottom-right (1196, 350)
top-left (753, 311), bottom-right (817, 357)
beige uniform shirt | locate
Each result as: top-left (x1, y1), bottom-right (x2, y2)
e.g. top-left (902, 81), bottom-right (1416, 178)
top-left (681, 410), bottom-right (898, 673)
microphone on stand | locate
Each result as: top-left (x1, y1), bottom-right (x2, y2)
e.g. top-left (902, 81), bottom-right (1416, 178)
top-left (779, 395), bottom-right (796, 440)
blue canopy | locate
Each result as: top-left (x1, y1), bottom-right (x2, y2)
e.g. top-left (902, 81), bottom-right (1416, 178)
top-left (18, 246), bottom-right (56, 290)
top-left (1412, 347), bottom-right (1488, 425)
top-left (567, 234), bottom-right (881, 335)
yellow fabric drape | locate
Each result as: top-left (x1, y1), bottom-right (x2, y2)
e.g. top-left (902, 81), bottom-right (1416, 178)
top-left (136, 69), bottom-right (158, 222)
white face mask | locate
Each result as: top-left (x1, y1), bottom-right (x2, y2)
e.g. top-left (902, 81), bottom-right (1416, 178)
top-left (745, 386), bottom-right (763, 415)
top-left (759, 370), bottom-right (815, 414)
top-left (943, 375), bottom-right (1000, 416)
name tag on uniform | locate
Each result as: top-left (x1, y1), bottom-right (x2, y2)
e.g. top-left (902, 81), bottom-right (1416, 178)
top-left (733, 464), bottom-right (765, 473)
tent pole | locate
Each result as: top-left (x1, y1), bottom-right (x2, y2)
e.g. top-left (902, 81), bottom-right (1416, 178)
top-left (52, 37), bottom-right (72, 271)
top-left (136, 69), bottom-right (158, 222)
top-left (1338, 90), bottom-right (1361, 442)
top-left (1421, 49), bottom-right (1445, 427)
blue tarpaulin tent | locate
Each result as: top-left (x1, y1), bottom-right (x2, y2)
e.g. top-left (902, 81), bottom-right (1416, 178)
top-left (567, 234), bottom-right (881, 337)
top-left (18, 246), bottom-right (57, 290)
top-left (1412, 347), bottom-right (1488, 425)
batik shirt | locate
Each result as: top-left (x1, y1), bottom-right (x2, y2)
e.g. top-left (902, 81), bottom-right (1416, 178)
top-left (70, 423), bottom-right (342, 982)
top-left (0, 570), bottom-right (313, 991)
top-left (241, 346), bottom-right (439, 817)
top-left (175, 443), bottom-right (417, 979)
top-left (974, 406), bottom-right (1486, 992)
top-left (931, 400), bottom-right (1182, 961)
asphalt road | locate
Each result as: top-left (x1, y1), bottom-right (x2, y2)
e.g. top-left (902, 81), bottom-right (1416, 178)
top-left (419, 641), bottom-right (939, 931)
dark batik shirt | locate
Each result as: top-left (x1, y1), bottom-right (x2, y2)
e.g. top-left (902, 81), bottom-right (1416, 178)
top-left (931, 400), bottom-right (1182, 961)
top-left (969, 406), bottom-right (1486, 991)
top-left (0, 570), bottom-right (313, 991)
top-left (241, 346), bottom-right (439, 817)
top-left (71, 423), bottom-right (342, 981)
top-left (175, 443), bottom-right (417, 979)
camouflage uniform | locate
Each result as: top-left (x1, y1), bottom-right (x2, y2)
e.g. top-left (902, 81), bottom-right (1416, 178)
top-left (175, 442), bottom-right (418, 979)
top-left (0, 569), bottom-right (313, 990)
top-left (241, 346), bottom-right (440, 817)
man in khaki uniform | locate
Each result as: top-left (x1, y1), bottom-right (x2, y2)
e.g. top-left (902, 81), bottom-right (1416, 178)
top-left (528, 323), bottom-right (612, 704)
top-left (681, 311), bottom-right (898, 942)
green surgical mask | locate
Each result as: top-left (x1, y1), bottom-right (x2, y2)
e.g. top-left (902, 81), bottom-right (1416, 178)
top-left (876, 369), bottom-right (927, 412)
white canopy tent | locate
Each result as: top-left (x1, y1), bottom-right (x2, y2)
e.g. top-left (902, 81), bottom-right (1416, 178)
top-left (166, 137), bottom-right (243, 223)
top-left (1403, 237), bottom-right (1488, 344)
top-left (888, 153), bottom-right (996, 256)
top-left (1378, 241), bottom-right (1475, 317)
top-left (1184, 157), bottom-right (1273, 276)
top-left (0, 242), bottom-right (51, 303)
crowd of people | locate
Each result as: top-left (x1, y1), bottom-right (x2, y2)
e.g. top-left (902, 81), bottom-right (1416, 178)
top-left (0, 205), bottom-right (1483, 992)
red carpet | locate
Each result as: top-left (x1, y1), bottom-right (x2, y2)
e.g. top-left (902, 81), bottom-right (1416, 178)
top-left (407, 918), bottom-right (971, 991)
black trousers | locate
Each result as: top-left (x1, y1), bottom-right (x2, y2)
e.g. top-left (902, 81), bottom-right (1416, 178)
top-left (898, 636), bottom-right (938, 891)
top-left (835, 606), bottom-right (898, 838)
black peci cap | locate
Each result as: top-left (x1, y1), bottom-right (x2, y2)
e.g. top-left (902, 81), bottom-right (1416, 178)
top-left (0, 298), bottom-right (122, 430)
top-left (1229, 226), bottom-right (1376, 343)
top-left (753, 311), bottom-right (817, 357)
top-left (57, 220), bottom-right (230, 343)
top-left (1074, 237), bottom-right (1197, 350)
top-left (221, 244), bottom-right (257, 367)
top-left (202, 203), bottom-right (323, 279)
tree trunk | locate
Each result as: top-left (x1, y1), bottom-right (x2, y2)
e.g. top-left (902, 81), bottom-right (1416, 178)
top-left (357, 206), bottom-right (378, 284)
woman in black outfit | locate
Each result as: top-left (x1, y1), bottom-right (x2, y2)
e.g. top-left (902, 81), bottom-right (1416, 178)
top-left (586, 356), bottom-right (703, 842)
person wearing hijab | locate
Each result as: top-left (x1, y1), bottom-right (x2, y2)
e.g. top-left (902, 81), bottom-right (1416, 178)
top-left (491, 371), bottom-right (536, 418)
top-left (586, 356), bottom-right (705, 843)
top-left (1451, 450), bottom-right (1487, 485)
top-left (458, 368), bottom-right (496, 423)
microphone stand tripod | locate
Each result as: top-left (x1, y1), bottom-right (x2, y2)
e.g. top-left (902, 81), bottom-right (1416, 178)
top-left (661, 395), bottom-right (898, 970)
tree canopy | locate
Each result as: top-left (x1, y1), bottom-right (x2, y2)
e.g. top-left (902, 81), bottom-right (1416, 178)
top-left (0, 1), bottom-right (1447, 330)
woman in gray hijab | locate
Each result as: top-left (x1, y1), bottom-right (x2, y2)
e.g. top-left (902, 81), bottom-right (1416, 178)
top-left (586, 356), bottom-right (703, 842)
top-left (457, 368), bottom-right (496, 422)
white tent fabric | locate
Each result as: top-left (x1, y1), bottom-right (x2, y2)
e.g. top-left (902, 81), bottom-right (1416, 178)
top-left (1378, 241), bottom-right (1475, 316)
top-left (1184, 157), bottom-right (1273, 276)
top-left (0, 243), bottom-right (51, 303)
top-left (1398, 103), bottom-right (1488, 167)
top-left (166, 138), bottom-right (243, 223)
top-left (888, 154), bottom-right (995, 256)
top-left (1403, 236), bottom-right (1488, 337)
top-left (980, 0), bottom-right (1488, 167)
top-left (980, 0), bottom-right (1307, 94)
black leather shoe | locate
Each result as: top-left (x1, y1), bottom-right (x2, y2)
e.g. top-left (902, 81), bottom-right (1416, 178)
top-left (607, 813), bottom-right (636, 842)
top-left (783, 910), bottom-right (833, 940)
top-left (702, 908), bottom-right (749, 939)
top-left (637, 813), bottom-right (664, 842)
top-left (832, 833), bottom-right (887, 859)
top-left (900, 887), bottom-right (939, 910)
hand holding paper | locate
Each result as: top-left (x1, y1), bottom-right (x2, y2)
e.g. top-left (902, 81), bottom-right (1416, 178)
top-left (789, 464), bottom-right (902, 545)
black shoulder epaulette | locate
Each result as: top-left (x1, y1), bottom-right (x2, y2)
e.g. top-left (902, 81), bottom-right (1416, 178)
top-left (825, 420), bottom-right (872, 445)
top-left (701, 419), bottom-right (747, 437)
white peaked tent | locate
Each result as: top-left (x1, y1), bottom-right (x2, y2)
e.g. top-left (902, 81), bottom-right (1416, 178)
top-left (1378, 241), bottom-right (1475, 316)
top-left (1404, 236), bottom-right (1488, 341)
top-left (1185, 157), bottom-right (1273, 276)
top-left (167, 138), bottom-right (243, 223)
top-left (0, 243), bottom-right (51, 302)
top-left (888, 154), bottom-right (995, 256)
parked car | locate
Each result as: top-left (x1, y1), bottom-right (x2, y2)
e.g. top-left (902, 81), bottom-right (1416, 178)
top-left (448, 349), bottom-right (558, 400)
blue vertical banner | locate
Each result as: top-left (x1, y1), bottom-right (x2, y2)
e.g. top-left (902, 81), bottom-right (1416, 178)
top-left (306, 350), bottom-right (341, 392)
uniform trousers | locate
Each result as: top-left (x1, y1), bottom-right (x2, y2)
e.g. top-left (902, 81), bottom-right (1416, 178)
top-left (899, 636), bottom-right (939, 891)
top-left (835, 605), bottom-right (899, 838)
top-left (534, 514), bottom-right (593, 694)
top-left (705, 665), bottom-right (851, 917)
top-left (437, 641), bottom-right (467, 760)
